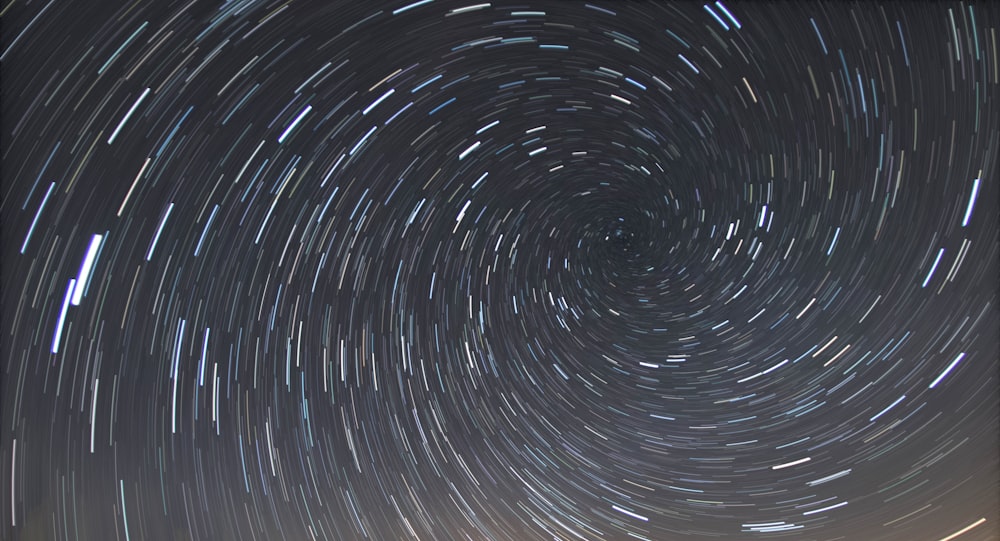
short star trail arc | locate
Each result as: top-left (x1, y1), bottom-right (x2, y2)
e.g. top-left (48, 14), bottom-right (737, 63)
top-left (2, 1), bottom-right (998, 540)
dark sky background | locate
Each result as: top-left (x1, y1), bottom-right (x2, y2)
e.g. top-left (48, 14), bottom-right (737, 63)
top-left (2, 1), bottom-right (998, 540)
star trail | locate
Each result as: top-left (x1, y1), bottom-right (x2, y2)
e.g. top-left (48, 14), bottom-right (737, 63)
top-left (2, 1), bottom-right (999, 540)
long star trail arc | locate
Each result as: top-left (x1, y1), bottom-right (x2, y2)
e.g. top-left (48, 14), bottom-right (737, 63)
top-left (2, 1), bottom-right (998, 540)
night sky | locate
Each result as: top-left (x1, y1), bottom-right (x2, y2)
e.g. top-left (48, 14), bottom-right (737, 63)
top-left (3, 1), bottom-right (999, 540)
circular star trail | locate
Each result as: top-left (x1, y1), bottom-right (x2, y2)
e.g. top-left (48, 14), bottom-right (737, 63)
top-left (3, 1), bottom-right (999, 540)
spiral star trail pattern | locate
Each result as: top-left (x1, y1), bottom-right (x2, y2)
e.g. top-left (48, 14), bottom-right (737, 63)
top-left (2, 1), bottom-right (999, 540)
